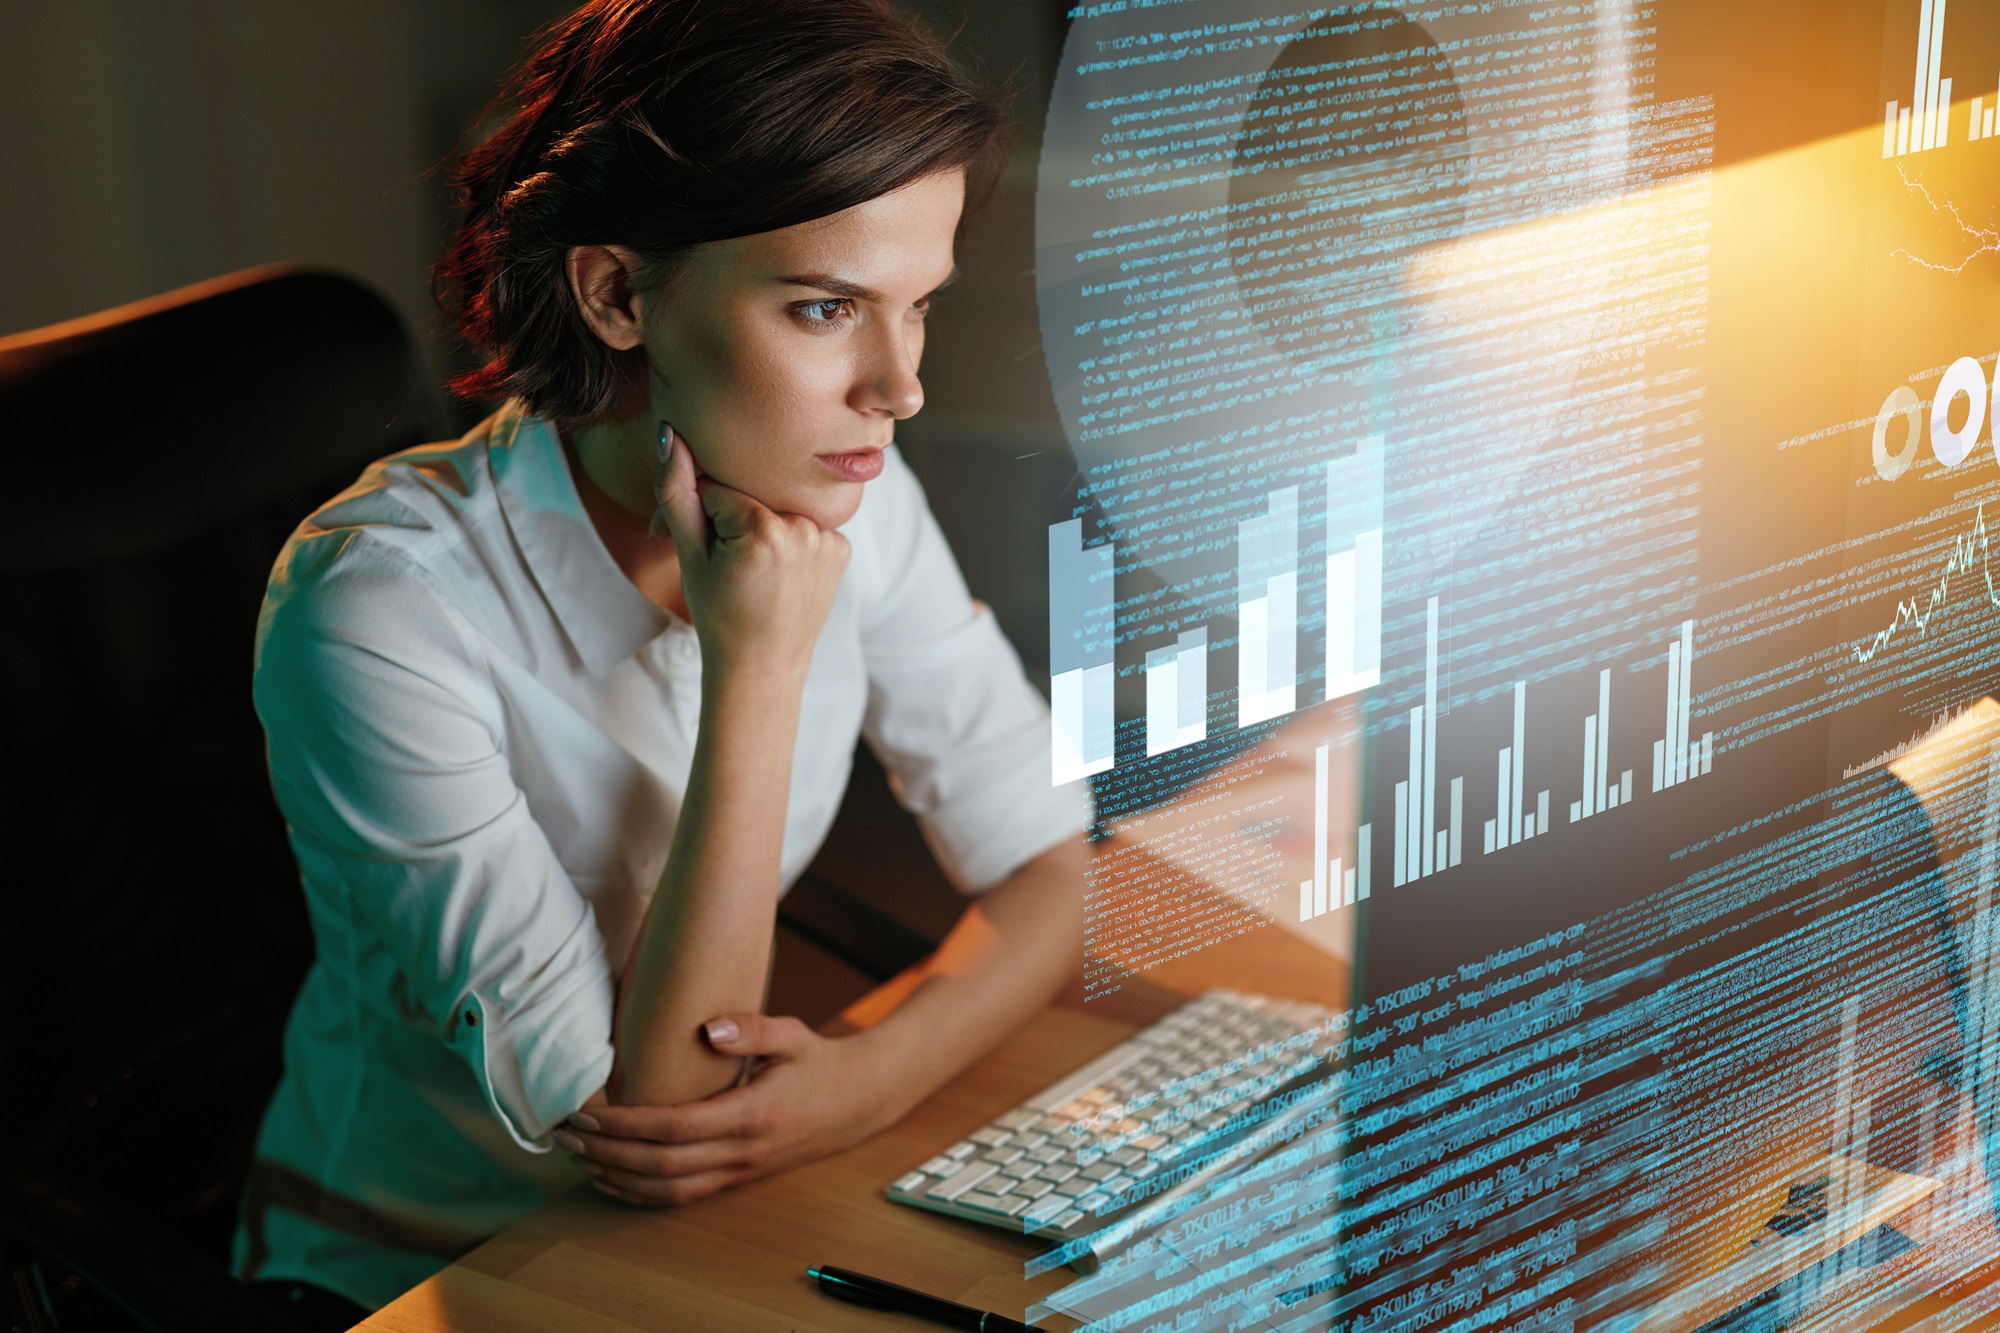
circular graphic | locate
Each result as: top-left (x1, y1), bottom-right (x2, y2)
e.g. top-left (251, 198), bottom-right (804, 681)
top-left (1930, 356), bottom-right (1988, 469)
top-left (1873, 384), bottom-right (1922, 480)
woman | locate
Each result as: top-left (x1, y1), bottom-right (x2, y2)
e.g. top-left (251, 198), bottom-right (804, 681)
top-left (233, 0), bottom-right (1087, 1322)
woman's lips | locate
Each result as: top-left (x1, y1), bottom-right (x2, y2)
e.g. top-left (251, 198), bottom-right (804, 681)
top-left (816, 448), bottom-right (885, 483)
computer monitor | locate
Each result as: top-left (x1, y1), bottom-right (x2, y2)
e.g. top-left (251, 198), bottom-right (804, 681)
top-left (1030, 0), bottom-right (2000, 1326)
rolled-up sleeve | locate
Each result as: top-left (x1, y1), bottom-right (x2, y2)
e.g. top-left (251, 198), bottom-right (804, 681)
top-left (855, 451), bottom-right (1091, 892)
top-left (254, 542), bottom-right (614, 1150)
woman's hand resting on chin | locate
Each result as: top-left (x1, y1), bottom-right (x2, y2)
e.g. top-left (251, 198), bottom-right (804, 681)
top-left (655, 426), bottom-right (850, 687)
top-left (558, 1015), bottom-right (909, 1206)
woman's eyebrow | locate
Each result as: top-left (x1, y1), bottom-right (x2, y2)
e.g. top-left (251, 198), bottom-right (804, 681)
top-left (779, 267), bottom-right (960, 302)
top-left (780, 273), bottom-right (883, 302)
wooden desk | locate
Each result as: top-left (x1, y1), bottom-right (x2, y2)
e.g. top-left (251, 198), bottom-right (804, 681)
top-left (360, 1002), bottom-right (1127, 1332)
top-left (358, 839), bottom-right (1355, 1333)
top-left (353, 904), bottom-right (2000, 1332)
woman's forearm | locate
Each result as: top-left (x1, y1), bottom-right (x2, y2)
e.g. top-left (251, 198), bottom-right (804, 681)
top-left (613, 667), bottom-right (804, 1104)
top-left (840, 836), bottom-right (1086, 1119)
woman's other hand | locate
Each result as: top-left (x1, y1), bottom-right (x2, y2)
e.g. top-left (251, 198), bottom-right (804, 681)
top-left (558, 1013), bottom-right (905, 1206)
top-left (656, 427), bottom-right (851, 687)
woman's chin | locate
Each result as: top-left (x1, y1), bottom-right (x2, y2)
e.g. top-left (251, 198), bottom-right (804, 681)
top-left (751, 478), bottom-right (866, 531)
top-left (804, 485), bottom-right (868, 531)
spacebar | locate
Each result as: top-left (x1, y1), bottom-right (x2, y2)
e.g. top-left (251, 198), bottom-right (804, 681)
top-left (1024, 1040), bottom-right (1147, 1113)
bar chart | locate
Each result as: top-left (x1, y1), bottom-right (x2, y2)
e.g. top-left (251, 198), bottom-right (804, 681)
top-left (1238, 487), bottom-right (1300, 727)
top-left (1325, 440), bottom-right (1385, 702)
top-left (1300, 741), bottom-right (1373, 921)
top-left (1967, 71), bottom-right (2000, 141)
top-left (1393, 598), bottom-right (1466, 886)
top-left (1652, 619), bottom-right (1713, 792)
top-left (1569, 668), bottom-right (1636, 824)
top-left (1049, 519), bottom-right (1116, 786)
top-left (1483, 681), bottom-right (1554, 856)
top-left (1145, 629), bottom-right (1209, 757)
top-left (1883, 0), bottom-right (1956, 158)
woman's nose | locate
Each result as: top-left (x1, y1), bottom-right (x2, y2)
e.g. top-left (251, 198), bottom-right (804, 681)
top-left (855, 325), bottom-right (924, 420)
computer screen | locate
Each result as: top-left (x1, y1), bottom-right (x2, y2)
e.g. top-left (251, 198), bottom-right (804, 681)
top-left (1031, 0), bottom-right (2000, 1326)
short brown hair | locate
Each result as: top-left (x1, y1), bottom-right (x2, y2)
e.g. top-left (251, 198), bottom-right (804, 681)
top-left (436, 0), bottom-right (1010, 421)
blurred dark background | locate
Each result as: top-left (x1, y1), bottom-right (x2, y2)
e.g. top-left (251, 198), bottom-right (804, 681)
top-left (0, 3), bottom-right (1080, 1328)
top-left (1, 0), bottom-right (1076, 660)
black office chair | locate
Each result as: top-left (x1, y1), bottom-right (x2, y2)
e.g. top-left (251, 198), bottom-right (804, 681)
top-left (0, 265), bottom-right (441, 1332)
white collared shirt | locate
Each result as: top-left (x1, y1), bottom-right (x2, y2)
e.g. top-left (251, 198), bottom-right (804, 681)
top-left (232, 405), bottom-right (1086, 1308)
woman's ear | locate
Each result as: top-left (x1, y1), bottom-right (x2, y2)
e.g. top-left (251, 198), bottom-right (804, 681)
top-left (566, 244), bottom-right (649, 350)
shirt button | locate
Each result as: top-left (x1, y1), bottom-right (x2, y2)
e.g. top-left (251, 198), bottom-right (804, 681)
top-left (464, 1008), bottom-right (479, 1027)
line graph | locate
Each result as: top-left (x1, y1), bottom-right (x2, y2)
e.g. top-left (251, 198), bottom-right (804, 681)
top-left (1855, 503), bottom-right (2000, 663)
top-left (1893, 165), bottom-right (2000, 273)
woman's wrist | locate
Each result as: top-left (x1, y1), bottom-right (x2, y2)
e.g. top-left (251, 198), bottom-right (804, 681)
top-left (838, 1023), bottom-right (934, 1134)
top-left (698, 633), bottom-right (814, 702)
top-left (697, 657), bottom-right (808, 740)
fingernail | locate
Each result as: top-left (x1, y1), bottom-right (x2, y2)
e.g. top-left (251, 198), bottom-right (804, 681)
top-left (704, 1018), bottom-right (739, 1045)
top-left (568, 1111), bottom-right (601, 1132)
top-left (656, 420), bottom-right (672, 467)
top-left (554, 1129), bottom-right (584, 1153)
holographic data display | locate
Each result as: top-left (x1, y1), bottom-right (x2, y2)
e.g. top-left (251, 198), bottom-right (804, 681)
top-left (1030, 0), bottom-right (2000, 1327)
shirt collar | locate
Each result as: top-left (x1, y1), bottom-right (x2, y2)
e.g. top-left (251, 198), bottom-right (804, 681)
top-left (487, 403), bottom-right (675, 675)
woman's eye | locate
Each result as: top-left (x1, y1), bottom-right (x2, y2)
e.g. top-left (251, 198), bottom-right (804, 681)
top-left (796, 299), bottom-right (852, 327)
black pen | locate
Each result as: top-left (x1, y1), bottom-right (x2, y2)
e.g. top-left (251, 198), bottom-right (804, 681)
top-left (807, 1264), bottom-right (1034, 1332)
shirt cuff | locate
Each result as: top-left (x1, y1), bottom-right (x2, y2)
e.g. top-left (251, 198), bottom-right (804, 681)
top-left (454, 977), bottom-right (615, 1152)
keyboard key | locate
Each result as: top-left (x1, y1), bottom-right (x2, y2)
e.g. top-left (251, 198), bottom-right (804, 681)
top-left (968, 1127), bottom-right (1013, 1148)
top-left (1037, 1164), bottom-right (1079, 1184)
top-left (944, 1141), bottom-right (978, 1160)
top-left (1132, 1135), bottom-right (1169, 1152)
top-left (959, 1191), bottom-right (1030, 1218)
top-left (1023, 1198), bottom-right (1068, 1229)
top-left (927, 1162), bottom-right (998, 1202)
top-left (1078, 1192), bottom-right (1109, 1212)
top-left (1055, 1208), bottom-right (1086, 1229)
top-left (1081, 1162), bottom-right (1120, 1181)
top-left (893, 1172), bottom-right (928, 1193)
top-left (1108, 1148), bottom-right (1143, 1166)
top-left (1055, 1178), bottom-right (1095, 1198)
top-left (1012, 1132), bottom-right (1049, 1151)
top-left (1000, 1160), bottom-right (1041, 1181)
top-left (919, 1156), bottom-right (957, 1176)
top-left (994, 1109), bottom-right (1040, 1131)
top-left (1013, 1177), bottom-right (1055, 1199)
top-left (980, 1148), bottom-right (1024, 1166)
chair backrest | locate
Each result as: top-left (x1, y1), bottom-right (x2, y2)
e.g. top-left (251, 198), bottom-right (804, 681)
top-left (0, 265), bottom-right (441, 1265)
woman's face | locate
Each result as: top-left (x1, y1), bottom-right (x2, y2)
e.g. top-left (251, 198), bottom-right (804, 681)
top-left (640, 169), bottom-right (965, 529)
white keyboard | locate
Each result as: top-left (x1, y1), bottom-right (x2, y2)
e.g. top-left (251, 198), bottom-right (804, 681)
top-left (885, 989), bottom-right (1340, 1246)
